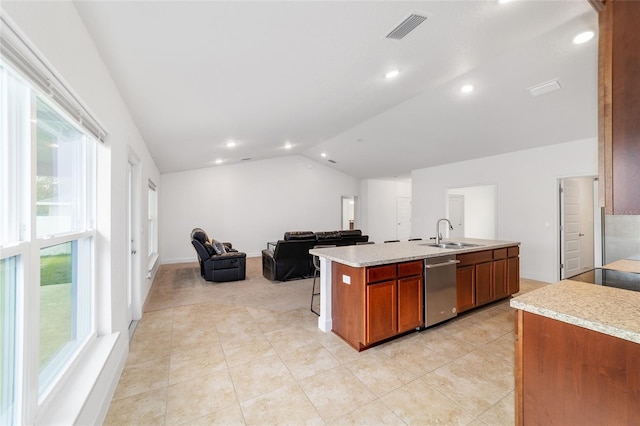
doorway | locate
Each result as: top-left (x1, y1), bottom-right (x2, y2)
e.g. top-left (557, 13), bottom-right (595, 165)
top-left (396, 196), bottom-right (411, 240)
top-left (559, 177), bottom-right (600, 279)
top-left (446, 185), bottom-right (497, 239)
top-left (341, 196), bottom-right (357, 230)
top-left (127, 152), bottom-right (141, 338)
top-left (448, 194), bottom-right (465, 238)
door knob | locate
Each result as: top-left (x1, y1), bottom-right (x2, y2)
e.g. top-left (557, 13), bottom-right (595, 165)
top-left (578, 233), bottom-right (585, 237)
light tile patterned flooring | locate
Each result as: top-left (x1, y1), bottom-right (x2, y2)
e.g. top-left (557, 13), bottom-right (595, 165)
top-left (105, 259), bottom-right (546, 425)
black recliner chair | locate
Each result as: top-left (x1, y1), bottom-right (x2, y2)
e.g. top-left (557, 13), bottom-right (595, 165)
top-left (190, 228), bottom-right (246, 282)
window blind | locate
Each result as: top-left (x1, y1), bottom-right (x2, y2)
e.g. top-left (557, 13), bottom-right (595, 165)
top-left (0, 15), bottom-right (108, 142)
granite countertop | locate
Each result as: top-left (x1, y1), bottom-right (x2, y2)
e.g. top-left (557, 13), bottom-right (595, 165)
top-left (309, 237), bottom-right (520, 268)
top-left (511, 260), bottom-right (640, 344)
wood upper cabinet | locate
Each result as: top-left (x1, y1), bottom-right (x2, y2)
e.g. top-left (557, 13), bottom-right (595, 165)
top-left (599, 0), bottom-right (640, 215)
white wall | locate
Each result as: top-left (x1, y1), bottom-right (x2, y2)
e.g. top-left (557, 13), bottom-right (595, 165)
top-left (360, 179), bottom-right (412, 243)
top-left (1, 2), bottom-right (159, 424)
top-left (412, 138), bottom-right (598, 283)
top-left (160, 155), bottom-right (360, 262)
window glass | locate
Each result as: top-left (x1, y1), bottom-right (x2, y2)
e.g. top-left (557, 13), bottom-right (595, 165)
top-left (39, 239), bottom-right (92, 392)
top-left (0, 257), bottom-right (17, 425)
top-left (36, 98), bottom-right (87, 238)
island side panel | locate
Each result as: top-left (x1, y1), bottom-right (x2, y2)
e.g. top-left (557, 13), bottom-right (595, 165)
top-left (331, 262), bottom-right (366, 350)
top-left (318, 258), bottom-right (333, 332)
top-left (520, 311), bottom-right (640, 425)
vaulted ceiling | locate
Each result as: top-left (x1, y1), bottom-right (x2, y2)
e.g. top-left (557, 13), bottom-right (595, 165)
top-left (74, 1), bottom-right (598, 179)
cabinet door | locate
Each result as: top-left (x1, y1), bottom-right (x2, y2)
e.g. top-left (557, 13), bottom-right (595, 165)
top-left (456, 265), bottom-right (475, 313)
top-left (475, 261), bottom-right (494, 306)
top-left (366, 280), bottom-right (397, 344)
top-left (397, 276), bottom-right (423, 332)
top-left (493, 258), bottom-right (508, 300)
top-left (601, 0), bottom-right (640, 215)
top-left (507, 256), bottom-right (520, 294)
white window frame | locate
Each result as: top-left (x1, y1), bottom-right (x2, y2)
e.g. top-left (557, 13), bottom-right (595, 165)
top-left (0, 59), bottom-right (98, 424)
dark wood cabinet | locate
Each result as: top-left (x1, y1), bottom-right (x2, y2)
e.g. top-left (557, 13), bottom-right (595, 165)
top-left (456, 245), bottom-right (519, 313)
top-left (366, 280), bottom-right (396, 344)
top-left (475, 261), bottom-right (493, 306)
top-left (515, 310), bottom-right (640, 425)
top-left (507, 255), bottom-right (520, 294)
top-left (599, 0), bottom-right (640, 215)
top-left (333, 259), bottom-right (423, 350)
top-left (397, 275), bottom-right (423, 333)
top-left (493, 259), bottom-right (508, 300)
top-left (456, 265), bottom-right (475, 313)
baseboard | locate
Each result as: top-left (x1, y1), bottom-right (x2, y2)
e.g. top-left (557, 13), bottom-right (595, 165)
top-left (161, 254), bottom-right (262, 265)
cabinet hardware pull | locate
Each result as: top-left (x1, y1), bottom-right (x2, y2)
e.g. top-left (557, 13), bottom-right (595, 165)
top-left (425, 260), bottom-right (461, 269)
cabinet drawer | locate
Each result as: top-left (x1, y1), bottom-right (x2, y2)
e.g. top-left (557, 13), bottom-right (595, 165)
top-left (367, 264), bottom-right (396, 283)
top-left (457, 250), bottom-right (492, 267)
top-left (508, 246), bottom-right (520, 257)
top-left (397, 260), bottom-right (423, 278)
top-left (493, 248), bottom-right (508, 260)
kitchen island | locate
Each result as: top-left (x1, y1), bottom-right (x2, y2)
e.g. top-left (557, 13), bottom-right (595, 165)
top-left (510, 260), bottom-right (640, 425)
top-left (310, 238), bottom-right (520, 350)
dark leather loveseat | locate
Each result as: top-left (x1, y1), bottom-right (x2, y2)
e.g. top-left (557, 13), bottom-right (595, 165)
top-left (262, 229), bottom-right (368, 281)
top-left (191, 228), bottom-right (246, 282)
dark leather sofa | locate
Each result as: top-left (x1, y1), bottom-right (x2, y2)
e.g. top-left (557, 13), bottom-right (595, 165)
top-left (191, 228), bottom-right (246, 282)
top-left (262, 229), bottom-right (368, 281)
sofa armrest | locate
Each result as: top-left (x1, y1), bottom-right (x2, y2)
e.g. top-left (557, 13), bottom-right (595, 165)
top-left (216, 251), bottom-right (246, 260)
top-left (262, 249), bottom-right (275, 260)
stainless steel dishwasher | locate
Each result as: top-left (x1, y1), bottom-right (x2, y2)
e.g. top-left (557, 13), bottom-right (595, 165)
top-left (424, 255), bottom-right (460, 327)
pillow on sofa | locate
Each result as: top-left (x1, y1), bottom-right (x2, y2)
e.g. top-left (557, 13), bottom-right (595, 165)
top-left (212, 239), bottom-right (227, 255)
top-left (202, 242), bottom-right (216, 256)
top-left (316, 231), bottom-right (341, 241)
top-left (284, 231), bottom-right (315, 241)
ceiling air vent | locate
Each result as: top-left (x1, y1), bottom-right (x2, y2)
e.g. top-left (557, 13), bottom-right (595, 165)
top-left (328, 159), bottom-right (337, 164)
top-left (528, 79), bottom-right (562, 97)
top-left (386, 13), bottom-right (427, 40)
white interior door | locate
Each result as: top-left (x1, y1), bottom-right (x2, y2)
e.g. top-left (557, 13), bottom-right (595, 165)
top-left (448, 194), bottom-right (465, 238)
top-left (127, 161), bottom-right (134, 330)
top-left (560, 177), bottom-right (595, 279)
top-left (396, 196), bottom-right (411, 240)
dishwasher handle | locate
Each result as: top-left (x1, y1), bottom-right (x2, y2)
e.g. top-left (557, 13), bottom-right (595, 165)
top-left (425, 259), bottom-right (461, 269)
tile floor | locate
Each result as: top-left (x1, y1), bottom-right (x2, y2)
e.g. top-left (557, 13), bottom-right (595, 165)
top-left (104, 259), bottom-right (547, 425)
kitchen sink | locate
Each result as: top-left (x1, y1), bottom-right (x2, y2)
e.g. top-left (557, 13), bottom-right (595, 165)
top-left (421, 242), bottom-right (484, 250)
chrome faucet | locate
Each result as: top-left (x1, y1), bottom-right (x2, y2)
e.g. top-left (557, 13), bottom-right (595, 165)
top-left (436, 218), bottom-right (453, 244)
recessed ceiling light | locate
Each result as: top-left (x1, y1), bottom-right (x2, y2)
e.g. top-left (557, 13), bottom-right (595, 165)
top-left (461, 84), bottom-right (474, 93)
top-left (215, 159), bottom-right (223, 165)
top-left (573, 31), bottom-right (594, 44)
top-left (226, 140), bottom-right (236, 148)
top-left (497, 0), bottom-right (513, 4)
top-left (284, 142), bottom-right (293, 149)
top-left (321, 152), bottom-right (327, 158)
top-left (385, 69), bottom-right (400, 79)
